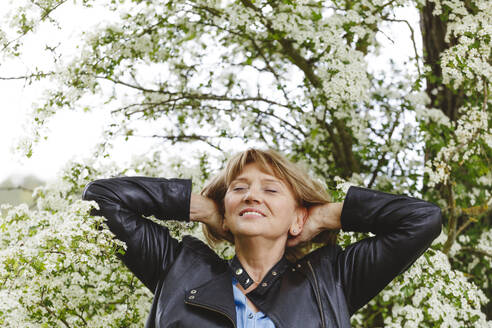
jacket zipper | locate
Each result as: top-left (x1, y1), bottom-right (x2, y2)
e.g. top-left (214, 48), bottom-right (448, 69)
top-left (307, 260), bottom-right (326, 328)
top-left (185, 300), bottom-right (237, 328)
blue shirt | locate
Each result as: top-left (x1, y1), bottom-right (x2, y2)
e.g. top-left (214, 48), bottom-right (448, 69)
top-left (232, 277), bottom-right (276, 328)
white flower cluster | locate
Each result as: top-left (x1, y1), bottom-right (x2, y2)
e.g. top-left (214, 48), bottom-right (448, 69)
top-left (217, 0), bottom-right (372, 132)
top-left (415, 107), bottom-right (452, 129)
top-left (0, 159), bottom-right (151, 326)
top-left (457, 228), bottom-right (492, 290)
top-left (0, 149), bottom-right (223, 326)
top-left (0, 28), bottom-right (7, 50)
top-left (0, 197), bottom-right (152, 327)
top-left (380, 249), bottom-right (490, 328)
top-left (334, 175), bottom-right (359, 194)
top-left (477, 228), bottom-right (492, 257)
top-left (430, 0), bottom-right (492, 92)
top-left (1, 0), bottom-right (42, 57)
top-left (424, 105), bottom-right (490, 187)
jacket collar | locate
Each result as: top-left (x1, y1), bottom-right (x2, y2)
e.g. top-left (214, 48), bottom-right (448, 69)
top-left (228, 255), bottom-right (291, 295)
top-left (184, 254), bottom-right (292, 328)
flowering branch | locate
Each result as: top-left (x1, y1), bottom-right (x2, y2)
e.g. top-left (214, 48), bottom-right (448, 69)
top-left (1, 0), bottom-right (69, 52)
top-left (0, 72), bottom-right (55, 80)
top-left (40, 287), bottom-right (72, 328)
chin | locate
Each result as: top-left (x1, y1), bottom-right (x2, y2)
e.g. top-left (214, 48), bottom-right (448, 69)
top-left (232, 228), bottom-right (286, 241)
top-left (231, 226), bottom-right (268, 238)
top-left (232, 228), bottom-right (264, 237)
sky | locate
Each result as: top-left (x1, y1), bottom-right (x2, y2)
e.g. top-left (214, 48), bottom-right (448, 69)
top-left (0, 2), bottom-right (132, 184)
top-left (0, 2), bottom-right (422, 185)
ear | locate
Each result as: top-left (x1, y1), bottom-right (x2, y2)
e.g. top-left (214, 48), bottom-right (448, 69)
top-left (290, 206), bottom-right (308, 236)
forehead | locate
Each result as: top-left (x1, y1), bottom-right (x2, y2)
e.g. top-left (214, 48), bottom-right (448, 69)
top-left (232, 163), bottom-right (282, 183)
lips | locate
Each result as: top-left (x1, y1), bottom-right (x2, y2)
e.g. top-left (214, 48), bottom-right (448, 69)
top-left (239, 208), bottom-right (266, 217)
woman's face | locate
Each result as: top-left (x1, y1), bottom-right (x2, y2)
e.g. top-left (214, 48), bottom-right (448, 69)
top-left (223, 162), bottom-right (305, 241)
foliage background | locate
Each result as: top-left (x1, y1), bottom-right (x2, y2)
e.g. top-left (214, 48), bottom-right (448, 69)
top-left (0, 0), bottom-right (490, 327)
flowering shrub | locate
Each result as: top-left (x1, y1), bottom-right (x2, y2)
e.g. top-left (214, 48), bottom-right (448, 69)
top-left (337, 227), bottom-right (490, 328)
top-left (363, 249), bottom-right (488, 328)
top-left (0, 154), bottom-right (210, 327)
top-left (0, 162), bottom-right (147, 327)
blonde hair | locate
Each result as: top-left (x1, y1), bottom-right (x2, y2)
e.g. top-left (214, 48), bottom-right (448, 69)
top-left (201, 148), bottom-right (337, 261)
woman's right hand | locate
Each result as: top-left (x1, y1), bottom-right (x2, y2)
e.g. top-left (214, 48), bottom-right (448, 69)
top-left (190, 194), bottom-right (228, 238)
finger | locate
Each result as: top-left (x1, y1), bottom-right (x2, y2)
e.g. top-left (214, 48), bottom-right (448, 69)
top-left (286, 238), bottom-right (299, 247)
top-left (287, 235), bottom-right (305, 247)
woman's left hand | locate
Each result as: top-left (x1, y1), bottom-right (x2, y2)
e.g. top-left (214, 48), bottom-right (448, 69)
top-left (190, 193), bottom-right (230, 239)
top-left (287, 202), bottom-right (343, 247)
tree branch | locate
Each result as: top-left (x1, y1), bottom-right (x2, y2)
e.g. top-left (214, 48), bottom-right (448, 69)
top-left (0, 72), bottom-right (55, 80)
top-left (40, 287), bottom-right (72, 328)
top-left (368, 110), bottom-right (402, 188)
top-left (140, 133), bottom-right (228, 151)
top-left (383, 18), bottom-right (422, 75)
top-left (240, 0), bottom-right (322, 88)
top-left (443, 183), bottom-right (457, 255)
top-left (0, 186), bottom-right (34, 192)
top-left (109, 99), bottom-right (307, 141)
top-left (248, 38), bottom-right (291, 103)
top-left (461, 246), bottom-right (492, 259)
top-left (482, 75), bottom-right (488, 112)
top-left (71, 309), bottom-right (88, 326)
top-left (455, 217), bottom-right (476, 237)
top-left (98, 75), bottom-right (292, 109)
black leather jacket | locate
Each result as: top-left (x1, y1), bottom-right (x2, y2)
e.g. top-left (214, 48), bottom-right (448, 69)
top-left (82, 177), bottom-right (442, 328)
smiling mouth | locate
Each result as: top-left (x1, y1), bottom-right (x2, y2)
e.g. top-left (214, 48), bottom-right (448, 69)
top-left (239, 209), bottom-right (266, 217)
top-left (240, 211), bottom-right (264, 217)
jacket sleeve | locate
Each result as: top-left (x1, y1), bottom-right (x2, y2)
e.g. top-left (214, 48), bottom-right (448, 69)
top-left (336, 186), bottom-right (442, 315)
top-left (82, 176), bottom-right (192, 292)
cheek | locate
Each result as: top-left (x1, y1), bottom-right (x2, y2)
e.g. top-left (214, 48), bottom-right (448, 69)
top-left (276, 199), bottom-right (299, 224)
top-left (223, 194), bottom-right (236, 215)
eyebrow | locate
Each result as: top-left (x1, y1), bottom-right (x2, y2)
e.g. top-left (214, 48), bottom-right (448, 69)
top-left (232, 178), bottom-right (283, 186)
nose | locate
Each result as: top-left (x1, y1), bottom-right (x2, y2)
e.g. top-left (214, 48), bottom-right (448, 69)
top-left (243, 185), bottom-right (261, 203)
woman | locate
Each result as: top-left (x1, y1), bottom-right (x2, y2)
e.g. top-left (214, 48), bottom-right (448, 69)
top-left (83, 148), bottom-right (442, 327)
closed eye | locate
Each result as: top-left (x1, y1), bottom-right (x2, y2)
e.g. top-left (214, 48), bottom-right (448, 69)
top-left (265, 189), bottom-right (277, 193)
top-left (233, 187), bottom-right (246, 191)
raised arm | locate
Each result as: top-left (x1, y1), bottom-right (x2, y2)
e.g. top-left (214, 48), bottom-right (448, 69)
top-left (336, 186), bottom-right (442, 314)
top-left (82, 177), bottom-right (192, 291)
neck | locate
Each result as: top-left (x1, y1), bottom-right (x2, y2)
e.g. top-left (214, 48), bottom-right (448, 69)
top-left (234, 236), bottom-right (286, 283)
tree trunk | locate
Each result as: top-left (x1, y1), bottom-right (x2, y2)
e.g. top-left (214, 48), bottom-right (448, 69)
top-left (420, 1), bottom-right (463, 122)
top-left (420, 1), bottom-right (463, 195)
